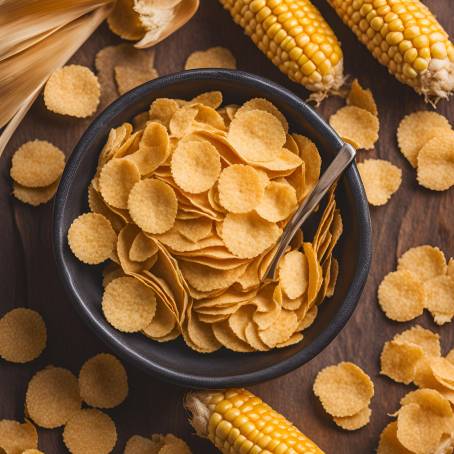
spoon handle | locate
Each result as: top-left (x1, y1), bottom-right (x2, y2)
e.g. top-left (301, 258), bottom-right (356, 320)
top-left (264, 142), bottom-right (356, 281)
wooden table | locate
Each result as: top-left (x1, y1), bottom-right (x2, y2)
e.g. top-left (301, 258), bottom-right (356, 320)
top-left (1, 1), bottom-right (453, 452)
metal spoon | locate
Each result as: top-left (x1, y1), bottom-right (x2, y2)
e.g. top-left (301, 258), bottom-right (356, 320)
top-left (263, 142), bottom-right (356, 281)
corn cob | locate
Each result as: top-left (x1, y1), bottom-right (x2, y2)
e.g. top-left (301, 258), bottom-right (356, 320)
top-left (328, 0), bottom-right (454, 101)
top-left (185, 388), bottom-right (324, 454)
top-left (219, 0), bottom-right (344, 97)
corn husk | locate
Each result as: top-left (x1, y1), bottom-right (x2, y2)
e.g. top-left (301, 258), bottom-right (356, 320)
top-left (133, 0), bottom-right (199, 48)
top-left (0, 0), bottom-right (113, 59)
top-left (0, 6), bottom-right (112, 129)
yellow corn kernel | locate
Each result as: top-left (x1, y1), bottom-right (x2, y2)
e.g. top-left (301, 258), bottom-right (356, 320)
top-left (186, 388), bottom-right (324, 454)
top-left (328, 0), bottom-right (454, 99)
top-left (220, 0), bottom-right (344, 94)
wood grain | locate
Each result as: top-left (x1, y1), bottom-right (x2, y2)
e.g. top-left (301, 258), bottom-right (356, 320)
top-left (1, 1), bottom-right (453, 452)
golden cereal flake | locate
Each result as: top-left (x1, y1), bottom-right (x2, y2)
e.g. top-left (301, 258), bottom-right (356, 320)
top-left (423, 275), bottom-right (454, 325)
top-left (78, 353), bottom-right (128, 409)
top-left (12, 180), bottom-right (60, 206)
top-left (114, 64), bottom-right (159, 95)
top-left (357, 159), bottom-right (402, 206)
top-left (184, 46), bottom-right (236, 70)
top-left (255, 181), bottom-right (297, 222)
top-left (128, 179), bottom-right (178, 234)
top-left (44, 65), bottom-right (100, 118)
top-left (0, 308), bottom-right (46, 363)
top-left (417, 135), bottom-right (454, 191)
top-left (0, 420), bottom-right (38, 454)
top-left (278, 250), bottom-right (308, 300)
top-left (313, 362), bottom-right (374, 418)
top-left (329, 106), bottom-right (379, 150)
top-left (26, 367), bottom-right (81, 429)
top-left (397, 245), bottom-right (447, 282)
top-left (218, 164), bottom-right (266, 213)
top-left (333, 406), bottom-right (372, 431)
top-left (347, 79), bottom-right (378, 116)
top-left (10, 140), bottom-right (65, 188)
top-left (227, 109), bottom-right (286, 162)
top-left (102, 277), bottom-right (156, 333)
top-left (221, 212), bottom-right (282, 259)
top-left (397, 111), bottom-right (451, 167)
top-left (171, 140), bottom-right (221, 193)
top-left (63, 409), bottom-right (117, 454)
top-left (377, 270), bottom-right (425, 322)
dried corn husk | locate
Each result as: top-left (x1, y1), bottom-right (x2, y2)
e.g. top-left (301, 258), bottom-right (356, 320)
top-left (0, 0), bottom-right (113, 60)
top-left (0, 6), bottom-right (111, 130)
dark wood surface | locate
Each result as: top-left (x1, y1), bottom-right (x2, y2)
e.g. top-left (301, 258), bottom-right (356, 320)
top-left (1, 1), bottom-right (453, 453)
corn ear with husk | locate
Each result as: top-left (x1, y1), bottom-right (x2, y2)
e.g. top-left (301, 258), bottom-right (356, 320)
top-left (328, 0), bottom-right (454, 101)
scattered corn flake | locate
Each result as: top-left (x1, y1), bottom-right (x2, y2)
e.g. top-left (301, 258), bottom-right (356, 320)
top-left (95, 44), bottom-right (155, 106)
top-left (107, 0), bottom-right (145, 40)
top-left (0, 420), bottom-right (38, 454)
top-left (218, 164), bottom-right (266, 213)
top-left (424, 275), bottom-right (454, 325)
top-left (235, 98), bottom-right (288, 133)
top-left (114, 64), bottom-right (159, 95)
top-left (313, 362), bottom-right (374, 418)
top-left (333, 406), bottom-right (371, 431)
top-left (258, 310), bottom-right (298, 348)
top-left (184, 46), bottom-right (236, 70)
top-left (400, 389), bottom-right (452, 417)
top-left (79, 353), bottom-right (128, 409)
top-left (380, 340), bottom-right (424, 384)
top-left (99, 158), bottom-right (140, 209)
top-left (149, 98), bottom-right (179, 126)
top-left (68, 213), bottom-right (117, 265)
top-left (227, 109), bottom-right (286, 162)
top-left (297, 306), bottom-right (318, 331)
top-left (417, 135), bottom-right (454, 191)
top-left (171, 140), bottom-right (221, 193)
top-left (128, 179), bottom-right (178, 234)
top-left (278, 250), bottom-right (308, 300)
top-left (244, 322), bottom-right (269, 351)
top-left (329, 106), bottom-right (379, 150)
top-left (429, 358), bottom-right (454, 390)
top-left (397, 111), bottom-right (451, 167)
top-left (26, 367), bottom-right (81, 429)
top-left (143, 300), bottom-right (177, 339)
top-left (347, 79), bottom-right (378, 116)
top-left (124, 435), bottom-right (161, 454)
top-left (212, 320), bottom-right (253, 352)
top-left (13, 180), bottom-right (60, 206)
top-left (44, 65), bottom-right (100, 117)
top-left (377, 422), bottom-right (413, 454)
top-left (357, 159), bottom-right (402, 206)
top-left (191, 91), bottom-right (223, 109)
top-left (377, 270), bottom-right (425, 322)
top-left (160, 434), bottom-right (192, 454)
top-left (0, 308), bottom-right (46, 363)
top-left (256, 181), bottom-right (297, 222)
top-left (394, 325), bottom-right (441, 358)
top-left (10, 140), bottom-right (65, 188)
top-left (221, 212), bottom-right (281, 259)
top-left (63, 409), bottom-right (117, 454)
top-left (396, 403), bottom-right (450, 454)
top-left (398, 245), bottom-right (447, 282)
top-left (102, 276), bottom-right (156, 332)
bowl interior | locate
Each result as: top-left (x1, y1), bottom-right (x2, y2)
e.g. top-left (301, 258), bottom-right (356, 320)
top-left (54, 70), bottom-right (371, 388)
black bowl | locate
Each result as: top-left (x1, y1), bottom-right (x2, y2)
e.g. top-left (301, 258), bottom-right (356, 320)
top-left (53, 70), bottom-right (371, 388)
